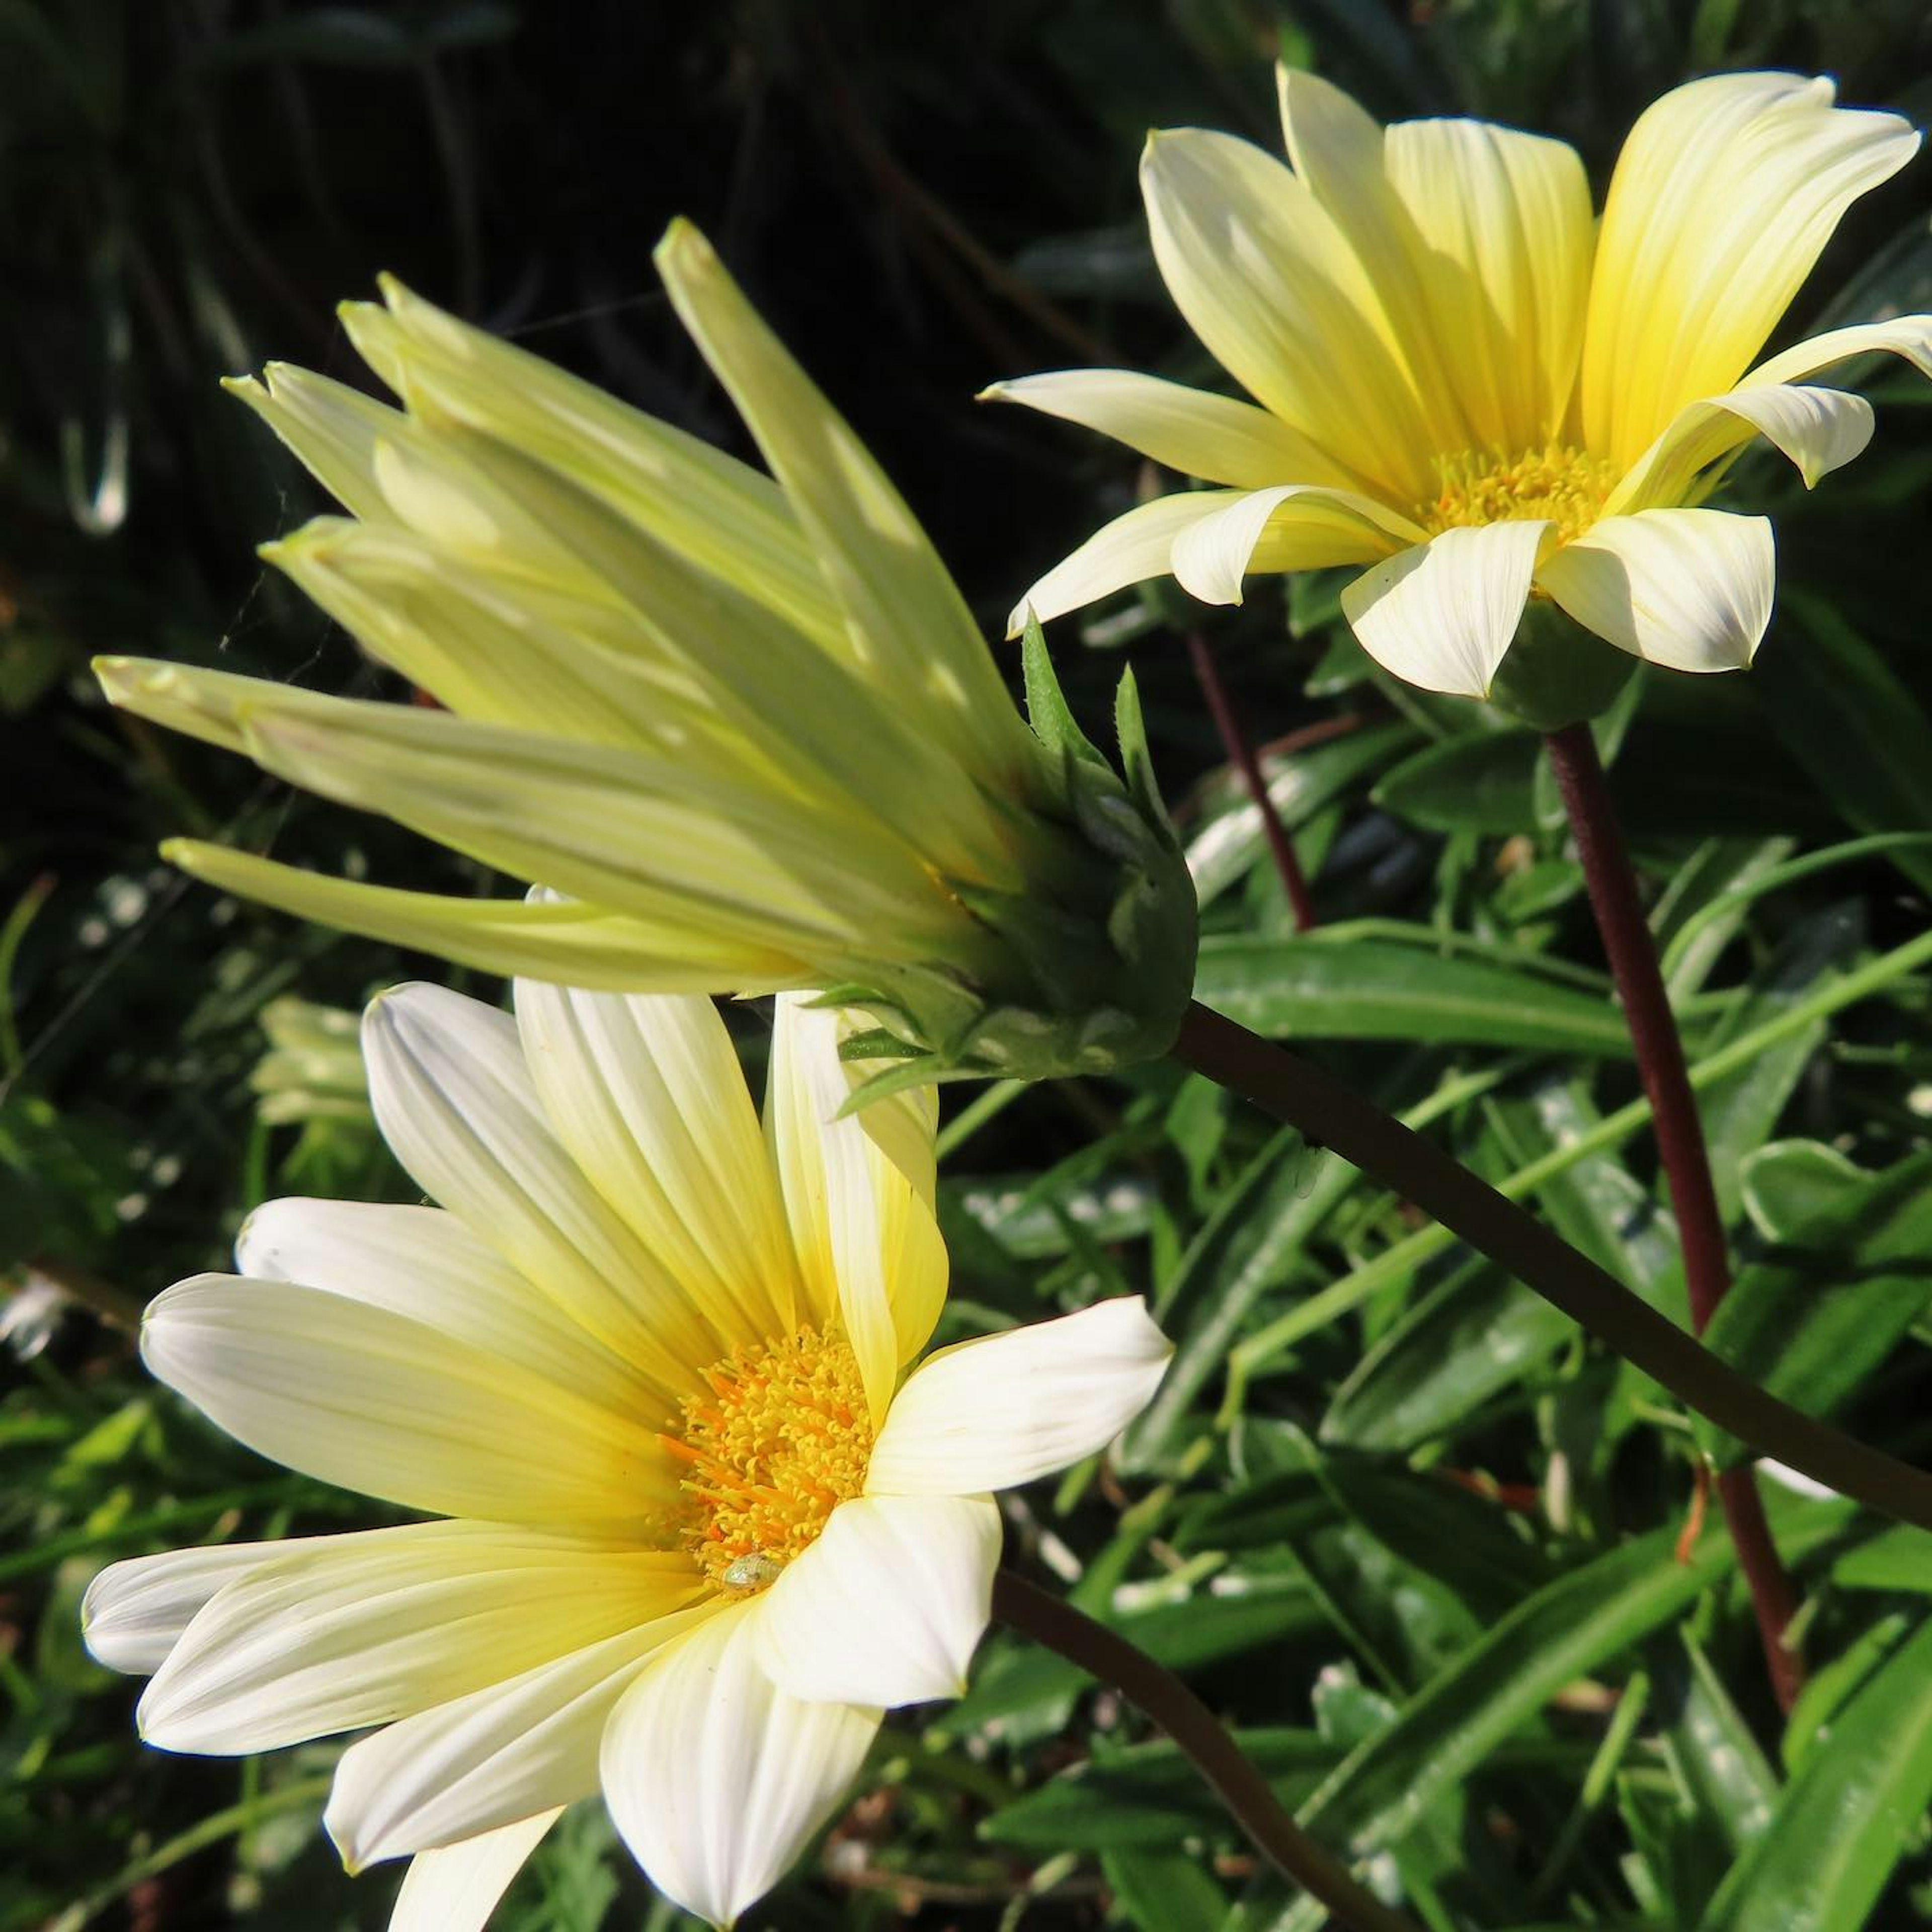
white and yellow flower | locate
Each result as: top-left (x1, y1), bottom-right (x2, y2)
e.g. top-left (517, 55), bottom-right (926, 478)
top-left (990, 70), bottom-right (1930, 698)
top-left (83, 982), bottom-right (1170, 1928)
top-left (95, 222), bottom-right (1195, 1082)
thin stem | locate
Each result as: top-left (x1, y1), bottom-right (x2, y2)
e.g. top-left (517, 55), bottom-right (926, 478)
top-left (1186, 630), bottom-right (1318, 932)
top-left (1170, 1000), bottom-right (1932, 1535)
top-left (992, 1571), bottom-right (1416, 1932)
top-left (1545, 721), bottom-right (1803, 1709)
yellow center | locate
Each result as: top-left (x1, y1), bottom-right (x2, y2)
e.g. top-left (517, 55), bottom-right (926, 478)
top-left (662, 1324), bottom-right (873, 1595)
top-left (1421, 444), bottom-right (1617, 544)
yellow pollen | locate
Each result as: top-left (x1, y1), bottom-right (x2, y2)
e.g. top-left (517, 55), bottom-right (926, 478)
top-left (664, 1325), bottom-right (872, 1595)
top-left (1421, 444), bottom-right (1617, 544)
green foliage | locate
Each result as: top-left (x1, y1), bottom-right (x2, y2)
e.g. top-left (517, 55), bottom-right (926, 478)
top-left (4, 2), bottom-right (1932, 1930)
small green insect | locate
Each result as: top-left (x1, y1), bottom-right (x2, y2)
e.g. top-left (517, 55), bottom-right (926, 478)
top-left (722, 1552), bottom-right (784, 1591)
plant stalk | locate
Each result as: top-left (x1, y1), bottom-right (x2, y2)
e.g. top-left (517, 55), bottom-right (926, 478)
top-left (1186, 630), bottom-right (1318, 931)
top-left (992, 1571), bottom-right (1415, 1932)
top-left (1169, 1000), bottom-right (1932, 1534)
top-left (1545, 720), bottom-right (1803, 1709)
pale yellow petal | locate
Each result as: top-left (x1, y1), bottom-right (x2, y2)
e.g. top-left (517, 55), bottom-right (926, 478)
top-left (1536, 508), bottom-right (1773, 672)
top-left (1339, 520), bottom-right (1550, 697)
top-left (1140, 125), bottom-right (1431, 503)
top-left (389, 1811), bottom-right (561, 1932)
top-left (513, 982), bottom-right (800, 1349)
top-left (1383, 112), bottom-right (1594, 450)
top-left (1005, 491), bottom-right (1244, 636)
top-left (1169, 483), bottom-right (1421, 606)
top-left (1580, 72), bottom-right (1920, 470)
top-left (654, 220), bottom-right (1033, 791)
top-left (599, 1601), bottom-right (880, 1929)
top-left (138, 1524), bottom-right (702, 1754)
top-left (981, 369), bottom-right (1336, 489)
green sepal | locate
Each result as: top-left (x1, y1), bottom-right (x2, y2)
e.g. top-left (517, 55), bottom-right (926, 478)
top-left (835, 1026), bottom-right (923, 1063)
top-left (1489, 600), bottom-right (1638, 731)
top-left (1021, 612), bottom-right (1106, 768)
top-left (1114, 665), bottom-right (1178, 846)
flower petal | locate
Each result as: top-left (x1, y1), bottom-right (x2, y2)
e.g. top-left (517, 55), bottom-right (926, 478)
top-left (981, 369), bottom-right (1339, 490)
top-left (1608, 315), bottom-right (1932, 514)
top-left (1169, 484), bottom-right (1419, 607)
top-left (866, 1297), bottom-right (1171, 1496)
top-left (1536, 508), bottom-right (1774, 673)
top-left (600, 1602), bottom-right (880, 1928)
top-left (1005, 491), bottom-right (1247, 636)
top-left (389, 1810), bottom-right (562, 1932)
top-left (83, 1541), bottom-right (285, 1675)
top-left (362, 982), bottom-right (721, 1390)
top-left (1382, 112), bottom-right (1594, 451)
top-left (513, 982), bottom-right (800, 1351)
top-left (327, 1613), bottom-right (715, 1869)
top-left (1580, 72), bottom-right (1920, 469)
top-left (1140, 125), bottom-right (1429, 503)
top-left (1339, 520), bottom-right (1549, 697)
top-left (344, 275), bottom-right (844, 651)
top-left (756, 1493), bottom-right (999, 1707)
top-left (766, 998), bottom-right (946, 1417)
top-left (234, 1197), bottom-right (647, 1417)
top-left (654, 220), bottom-right (1032, 792)
top-left (141, 1274), bottom-right (679, 1526)
top-left (154, 843), bottom-right (810, 995)
top-left (139, 1523), bottom-right (702, 1754)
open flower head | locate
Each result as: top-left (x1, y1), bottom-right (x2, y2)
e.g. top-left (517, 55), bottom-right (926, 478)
top-left (990, 70), bottom-right (1930, 701)
top-left (82, 983), bottom-right (1171, 1929)
top-left (95, 223), bottom-right (1195, 1085)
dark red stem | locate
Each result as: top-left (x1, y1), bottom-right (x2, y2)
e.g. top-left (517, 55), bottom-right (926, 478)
top-left (1186, 630), bottom-right (1318, 932)
top-left (992, 1571), bottom-right (1416, 1932)
top-left (1545, 722), bottom-right (1803, 1710)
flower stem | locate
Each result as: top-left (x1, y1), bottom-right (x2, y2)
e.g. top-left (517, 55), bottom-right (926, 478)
top-left (1185, 630), bottom-right (1318, 931)
top-left (991, 1570), bottom-right (1416, 1932)
top-left (1544, 720), bottom-right (1804, 1709)
top-left (1169, 1000), bottom-right (1932, 1535)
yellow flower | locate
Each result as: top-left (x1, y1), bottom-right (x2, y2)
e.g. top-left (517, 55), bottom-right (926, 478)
top-left (83, 982), bottom-right (1171, 1929)
top-left (95, 222), bottom-right (1194, 1083)
top-left (990, 70), bottom-right (1930, 697)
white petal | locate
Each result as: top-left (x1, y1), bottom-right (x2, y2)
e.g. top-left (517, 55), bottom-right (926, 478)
top-left (1340, 520), bottom-right (1549, 698)
top-left (755, 1494), bottom-right (1000, 1706)
top-left (1140, 124), bottom-right (1430, 502)
top-left (139, 1523), bottom-right (701, 1754)
top-left (982, 369), bottom-right (1338, 490)
top-left (767, 998), bottom-right (946, 1417)
top-left (1537, 508), bottom-right (1774, 673)
top-left (1580, 72), bottom-right (1921, 468)
top-left (1005, 491), bottom-right (1245, 636)
top-left (83, 1541), bottom-right (285, 1675)
top-left (362, 982), bottom-right (717, 1393)
top-left (600, 1602), bottom-right (880, 1927)
top-left (389, 1810), bottom-right (561, 1932)
top-left (514, 981), bottom-right (799, 1349)
top-left (327, 1612), bottom-right (715, 1869)
top-left (234, 1198), bottom-right (646, 1417)
top-left (141, 1274), bottom-right (679, 1526)
top-left (866, 1298), bottom-right (1171, 1496)
top-left (1169, 484), bottom-right (1418, 606)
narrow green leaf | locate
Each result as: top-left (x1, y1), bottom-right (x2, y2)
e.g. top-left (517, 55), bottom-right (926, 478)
top-left (1193, 936), bottom-right (1635, 1054)
top-left (1373, 730), bottom-right (1539, 834)
top-left (1701, 1152), bottom-right (1932, 1469)
top-left (1701, 1616), bottom-right (1932, 1932)
top-left (1100, 1848), bottom-right (1230, 1931)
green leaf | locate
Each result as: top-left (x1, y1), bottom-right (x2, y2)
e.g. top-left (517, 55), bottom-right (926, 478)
top-left (1700, 1152), bottom-right (1932, 1469)
top-left (1298, 1495), bottom-right (1854, 1859)
top-left (1757, 593), bottom-right (1932, 895)
top-left (1701, 1615), bottom-right (1932, 1932)
top-left (1738, 1139), bottom-right (1869, 1243)
top-left (1828, 1523), bottom-right (1932, 1593)
top-left (1192, 936), bottom-right (1635, 1054)
top-left (1100, 1848), bottom-right (1230, 1931)
top-left (1373, 730), bottom-right (1539, 834)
